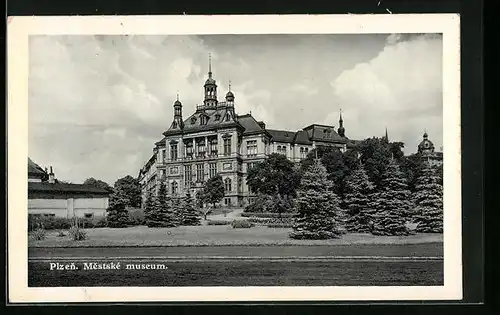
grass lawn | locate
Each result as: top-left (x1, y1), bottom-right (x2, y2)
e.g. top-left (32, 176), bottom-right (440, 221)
top-left (29, 224), bottom-right (443, 248)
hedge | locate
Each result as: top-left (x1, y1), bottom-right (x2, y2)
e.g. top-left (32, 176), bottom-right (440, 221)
top-left (207, 220), bottom-right (231, 226)
top-left (231, 220), bottom-right (255, 228)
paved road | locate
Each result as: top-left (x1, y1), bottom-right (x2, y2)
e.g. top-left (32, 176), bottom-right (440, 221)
top-left (28, 244), bottom-right (443, 287)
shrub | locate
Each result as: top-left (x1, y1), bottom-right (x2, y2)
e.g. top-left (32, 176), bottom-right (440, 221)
top-left (69, 226), bottom-right (87, 241)
top-left (266, 223), bottom-right (294, 228)
top-left (92, 216), bottom-right (108, 228)
top-left (231, 220), bottom-right (255, 228)
top-left (247, 217), bottom-right (274, 224)
top-left (57, 230), bottom-right (66, 237)
top-left (207, 220), bottom-right (231, 226)
top-left (28, 216), bottom-right (72, 231)
top-left (244, 194), bottom-right (296, 213)
top-left (30, 228), bottom-right (46, 241)
top-left (128, 208), bottom-right (145, 226)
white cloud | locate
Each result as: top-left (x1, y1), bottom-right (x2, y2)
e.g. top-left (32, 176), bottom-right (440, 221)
top-left (28, 34), bottom-right (442, 184)
top-left (326, 34), bottom-right (443, 153)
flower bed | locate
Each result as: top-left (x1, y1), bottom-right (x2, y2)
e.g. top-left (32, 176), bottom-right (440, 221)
top-left (231, 220), bottom-right (255, 228)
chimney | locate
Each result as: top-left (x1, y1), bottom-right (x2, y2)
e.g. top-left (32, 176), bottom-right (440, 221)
top-left (48, 166), bottom-right (55, 184)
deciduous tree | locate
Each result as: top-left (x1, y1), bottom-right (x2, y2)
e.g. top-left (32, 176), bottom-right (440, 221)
top-left (202, 175), bottom-right (225, 208)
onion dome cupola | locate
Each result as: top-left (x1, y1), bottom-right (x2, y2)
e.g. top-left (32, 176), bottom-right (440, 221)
top-left (418, 131), bottom-right (435, 154)
top-left (203, 53), bottom-right (218, 107)
top-left (337, 109), bottom-right (345, 137)
top-left (225, 79), bottom-right (235, 104)
top-left (171, 92), bottom-right (184, 130)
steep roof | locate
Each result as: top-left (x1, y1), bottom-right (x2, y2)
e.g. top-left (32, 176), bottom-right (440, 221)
top-left (266, 129), bottom-right (297, 144)
top-left (28, 158), bottom-right (48, 180)
top-left (28, 182), bottom-right (111, 195)
top-left (163, 104), bottom-right (243, 136)
top-left (304, 124), bottom-right (347, 143)
top-left (237, 114), bottom-right (267, 135)
top-left (293, 130), bottom-right (313, 145)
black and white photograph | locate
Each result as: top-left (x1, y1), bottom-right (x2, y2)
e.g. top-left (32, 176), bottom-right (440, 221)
top-left (8, 14), bottom-right (462, 302)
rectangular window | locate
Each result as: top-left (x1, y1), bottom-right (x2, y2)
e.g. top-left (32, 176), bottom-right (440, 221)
top-left (209, 139), bottom-right (218, 157)
top-left (197, 140), bottom-right (206, 158)
top-left (247, 140), bottom-right (257, 157)
top-left (184, 165), bottom-right (192, 187)
top-left (224, 138), bottom-right (231, 155)
top-left (186, 143), bottom-right (193, 159)
top-left (170, 144), bottom-right (178, 161)
top-left (196, 163), bottom-right (204, 182)
top-left (209, 162), bottom-right (217, 178)
top-left (162, 149), bottom-right (166, 163)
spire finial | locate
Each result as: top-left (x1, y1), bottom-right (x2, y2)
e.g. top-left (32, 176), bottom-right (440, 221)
top-left (385, 126), bottom-right (389, 142)
top-left (228, 78), bottom-right (231, 92)
top-left (176, 90), bottom-right (179, 101)
top-left (208, 52), bottom-right (212, 77)
top-left (339, 108), bottom-right (343, 123)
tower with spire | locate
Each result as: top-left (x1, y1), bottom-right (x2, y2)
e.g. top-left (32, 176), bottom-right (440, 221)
top-left (337, 109), bottom-right (345, 137)
top-left (203, 53), bottom-right (218, 107)
top-left (384, 127), bottom-right (389, 143)
top-left (171, 92), bottom-right (184, 130)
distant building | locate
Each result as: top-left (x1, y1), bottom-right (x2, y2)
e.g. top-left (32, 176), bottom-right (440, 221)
top-left (416, 132), bottom-right (443, 167)
top-left (28, 158), bottom-right (110, 218)
top-left (138, 55), bottom-right (360, 207)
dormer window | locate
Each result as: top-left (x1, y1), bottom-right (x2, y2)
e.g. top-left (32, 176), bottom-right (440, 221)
top-left (200, 115), bottom-right (209, 125)
top-left (225, 113), bottom-right (231, 121)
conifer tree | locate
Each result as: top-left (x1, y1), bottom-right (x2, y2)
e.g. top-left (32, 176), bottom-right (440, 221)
top-left (290, 160), bottom-right (342, 240)
top-left (170, 195), bottom-right (183, 226)
top-left (143, 191), bottom-right (157, 227)
top-left (180, 192), bottom-right (201, 226)
top-left (343, 164), bottom-right (375, 233)
top-left (413, 163), bottom-right (443, 233)
top-left (106, 190), bottom-right (130, 228)
top-left (147, 181), bottom-right (176, 227)
top-left (370, 158), bottom-right (412, 236)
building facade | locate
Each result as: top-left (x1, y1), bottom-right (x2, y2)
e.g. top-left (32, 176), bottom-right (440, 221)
top-left (138, 59), bottom-right (358, 207)
top-left (28, 158), bottom-right (110, 218)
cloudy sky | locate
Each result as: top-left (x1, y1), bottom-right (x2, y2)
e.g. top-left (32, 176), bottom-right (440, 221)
top-left (28, 33), bottom-right (443, 185)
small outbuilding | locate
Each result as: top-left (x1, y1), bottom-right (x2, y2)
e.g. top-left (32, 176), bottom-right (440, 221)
top-left (28, 158), bottom-right (111, 219)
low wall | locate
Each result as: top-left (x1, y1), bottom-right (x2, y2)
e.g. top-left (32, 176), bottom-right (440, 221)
top-left (28, 197), bottom-right (109, 218)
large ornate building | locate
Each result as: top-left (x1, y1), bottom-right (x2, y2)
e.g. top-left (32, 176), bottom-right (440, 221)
top-left (138, 58), bottom-right (358, 207)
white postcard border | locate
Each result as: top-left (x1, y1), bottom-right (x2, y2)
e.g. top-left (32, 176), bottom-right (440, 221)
top-left (7, 14), bottom-right (461, 303)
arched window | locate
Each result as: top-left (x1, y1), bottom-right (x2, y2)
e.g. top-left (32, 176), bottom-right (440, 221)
top-left (171, 181), bottom-right (178, 195)
top-left (224, 178), bottom-right (232, 192)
